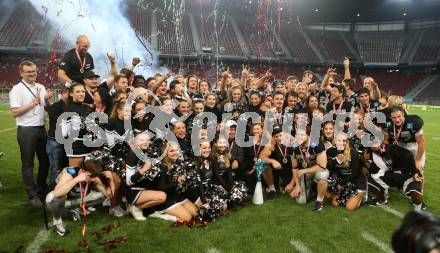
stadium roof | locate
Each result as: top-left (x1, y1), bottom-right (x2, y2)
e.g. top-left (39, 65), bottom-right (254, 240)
top-left (290, 0), bottom-right (440, 23)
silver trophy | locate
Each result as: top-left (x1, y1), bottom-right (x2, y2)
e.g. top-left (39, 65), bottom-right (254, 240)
top-left (252, 159), bottom-right (266, 205)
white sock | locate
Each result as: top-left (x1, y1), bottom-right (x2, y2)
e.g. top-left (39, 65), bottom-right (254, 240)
top-left (267, 185), bottom-right (276, 192)
top-left (53, 218), bottom-right (62, 225)
top-left (413, 203), bottom-right (422, 211)
top-left (316, 196), bottom-right (324, 202)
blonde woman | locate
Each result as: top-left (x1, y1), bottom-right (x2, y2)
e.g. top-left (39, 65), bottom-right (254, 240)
top-left (326, 133), bottom-right (366, 211)
top-left (157, 142), bottom-right (198, 222)
top-left (211, 137), bottom-right (233, 190)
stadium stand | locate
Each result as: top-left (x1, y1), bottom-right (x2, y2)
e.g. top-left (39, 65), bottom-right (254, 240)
top-left (278, 20), bottom-right (320, 62)
top-left (413, 28), bottom-right (440, 63)
top-left (194, 15), bottom-right (243, 56)
top-left (413, 75), bottom-right (440, 104)
top-left (156, 14), bottom-right (195, 55)
top-left (307, 31), bottom-right (355, 63)
top-left (356, 31), bottom-right (405, 64)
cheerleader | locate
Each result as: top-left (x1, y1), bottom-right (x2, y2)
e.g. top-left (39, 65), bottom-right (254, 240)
top-left (348, 109), bottom-right (369, 156)
top-left (171, 121), bottom-right (192, 159)
top-left (285, 128), bottom-right (328, 211)
top-left (197, 141), bottom-right (230, 209)
top-left (92, 88), bottom-right (112, 116)
top-left (259, 125), bottom-right (295, 200)
top-left (46, 159), bottom-right (115, 236)
top-left (156, 142), bottom-right (198, 222)
top-left (61, 83), bottom-right (92, 167)
top-left (204, 93), bottom-right (221, 123)
top-left (125, 133), bottom-right (166, 221)
top-left (321, 121), bottom-right (335, 150)
top-left (248, 90), bottom-right (265, 118)
top-left (105, 102), bottom-right (131, 169)
top-left (327, 133), bottom-right (366, 211)
top-left (211, 137), bottom-right (234, 191)
top-left (132, 100), bottom-right (152, 135)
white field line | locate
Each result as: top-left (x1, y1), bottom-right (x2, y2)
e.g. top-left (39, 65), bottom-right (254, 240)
top-left (361, 232), bottom-right (393, 253)
top-left (379, 205), bottom-right (404, 219)
top-left (207, 248), bottom-right (221, 253)
top-left (289, 239), bottom-right (312, 253)
top-left (25, 228), bottom-right (49, 253)
top-left (0, 127), bottom-right (15, 133)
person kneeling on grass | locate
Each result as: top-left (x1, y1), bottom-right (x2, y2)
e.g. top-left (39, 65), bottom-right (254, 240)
top-left (284, 129), bottom-right (329, 211)
top-left (326, 133), bottom-right (366, 211)
top-left (125, 132), bottom-right (167, 221)
top-left (154, 142), bottom-right (199, 222)
top-left (46, 159), bottom-right (116, 236)
top-left (366, 144), bottom-right (424, 211)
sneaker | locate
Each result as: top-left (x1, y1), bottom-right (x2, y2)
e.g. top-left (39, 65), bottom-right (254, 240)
top-left (54, 222), bottom-right (69, 237)
top-left (30, 196), bottom-right (43, 207)
top-left (313, 201), bottom-right (323, 212)
top-left (266, 191), bottom-right (277, 201)
top-left (128, 204), bottom-right (146, 221)
top-left (367, 198), bottom-right (388, 206)
top-left (422, 202), bottom-right (428, 211)
top-left (148, 211), bottom-right (177, 222)
top-left (109, 205), bottom-right (126, 217)
top-left (70, 207), bottom-right (82, 222)
top-left (102, 198), bottom-right (112, 207)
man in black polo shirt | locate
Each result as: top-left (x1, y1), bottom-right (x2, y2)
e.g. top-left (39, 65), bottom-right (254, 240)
top-left (58, 35), bottom-right (94, 85)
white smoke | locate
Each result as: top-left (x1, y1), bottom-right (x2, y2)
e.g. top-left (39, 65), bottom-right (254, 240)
top-left (26, 0), bottom-right (167, 78)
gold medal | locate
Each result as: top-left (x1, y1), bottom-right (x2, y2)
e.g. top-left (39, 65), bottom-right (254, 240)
top-left (302, 161), bottom-right (307, 168)
top-left (283, 158), bottom-right (288, 164)
top-left (228, 153), bottom-right (232, 159)
top-left (254, 157), bottom-right (257, 162)
top-left (80, 68), bottom-right (84, 73)
top-left (393, 140), bottom-right (398, 145)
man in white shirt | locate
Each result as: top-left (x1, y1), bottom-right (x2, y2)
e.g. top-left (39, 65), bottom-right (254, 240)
top-left (9, 61), bottom-right (54, 207)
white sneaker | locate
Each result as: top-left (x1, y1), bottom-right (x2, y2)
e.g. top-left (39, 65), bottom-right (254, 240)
top-left (102, 198), bottom-right (111, 207)
top-left (109, 205), bottom-right (126, 217)
top-left (86, 190), bottom-right (104, 202)
top-left (128, 204), bottom-right (146, 221)
top-left (53, 220), bottom-right (69, 237)
top-left (148, 211), bottom-right (177, 222)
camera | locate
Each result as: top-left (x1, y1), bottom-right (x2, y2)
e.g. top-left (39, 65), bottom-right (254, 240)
top-left (392, 211), bottom-right (440, 253)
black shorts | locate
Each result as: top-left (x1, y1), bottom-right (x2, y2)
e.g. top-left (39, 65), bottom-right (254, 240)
top-left (126, 188), bottom-right (143, 205)
top-left (274, 166), bottom-right (293, 188)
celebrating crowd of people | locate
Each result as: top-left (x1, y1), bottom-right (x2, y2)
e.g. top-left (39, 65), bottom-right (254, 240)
top-left (8, 35), bottom-right (427, 237)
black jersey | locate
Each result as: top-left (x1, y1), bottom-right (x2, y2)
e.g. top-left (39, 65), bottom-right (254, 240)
top-left (356, 100), bottom-right (380, 113)
top-left (105, 118), bottom-right (130, 157)
top-left (270, 143), bottom-right (295, 170)
top-left (292, 142), bottom-right (326, 169)
top-left (326, 100), bottom-right (352, 115)
top-left (385, 115), bottom-right (424, 144)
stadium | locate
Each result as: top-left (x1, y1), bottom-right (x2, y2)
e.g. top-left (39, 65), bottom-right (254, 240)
top-left (0, 0), bottom-right (440, 252)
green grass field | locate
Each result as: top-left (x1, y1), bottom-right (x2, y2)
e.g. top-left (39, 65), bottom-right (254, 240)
top-left (0, 104), bottom-right (439, 253)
